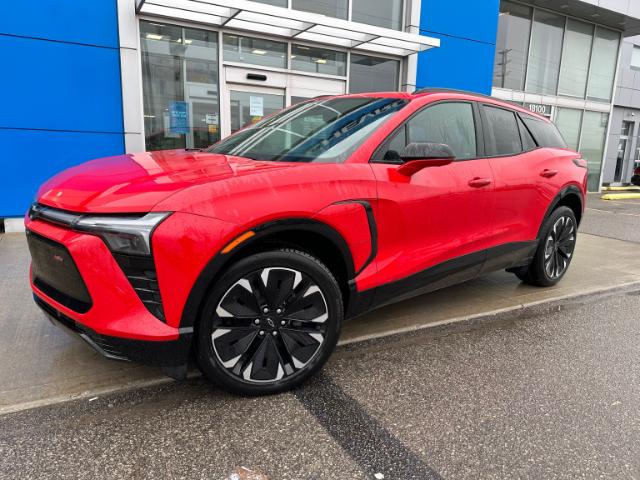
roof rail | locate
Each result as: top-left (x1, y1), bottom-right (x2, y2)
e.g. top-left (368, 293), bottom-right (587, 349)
top-left (413, 87), bottom-right (526, 110)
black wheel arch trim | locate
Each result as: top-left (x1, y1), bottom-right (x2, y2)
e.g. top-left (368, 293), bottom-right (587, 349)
top-left (180, 215), bottom-right (361, 330)
top-left (538, 185), bottom-right (584, 237)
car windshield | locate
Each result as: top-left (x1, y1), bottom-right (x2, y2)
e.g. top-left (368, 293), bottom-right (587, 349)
top-left (207, 97), bottom-right (408, 163)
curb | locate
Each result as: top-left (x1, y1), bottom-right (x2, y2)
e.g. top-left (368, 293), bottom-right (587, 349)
top-left (338, 280), bottom-right (640, 346)
top-left (2, 280), bottom-right (640, 416)
top-left (601, 193), bottom-right (640, 200)
top-left (602, 186), bottom-right (640, 192)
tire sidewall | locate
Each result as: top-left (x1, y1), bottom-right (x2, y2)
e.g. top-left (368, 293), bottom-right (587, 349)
top-left (196, 250), bottom-right (343, 396)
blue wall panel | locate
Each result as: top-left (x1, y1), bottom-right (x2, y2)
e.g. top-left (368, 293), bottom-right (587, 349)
top-left (0, 35), bottom-right (124, 133)
top-left (0, 0), bottom-right (124, 217)
top-left (420, 0), bottom-right (500, 44)
top-left (417, 0), bottom-right (500, 95)
top-left (0, 0), bottom-right (119, 47)
top-left (416, 36), bottom-right (497, 94)
top-left (0, 129), bottom-right (124, 217)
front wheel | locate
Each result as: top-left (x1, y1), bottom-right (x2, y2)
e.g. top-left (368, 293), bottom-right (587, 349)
top-left (514, 206), bottom-right (578, 287)
top-left (196, 249), bottom-right (343, 396)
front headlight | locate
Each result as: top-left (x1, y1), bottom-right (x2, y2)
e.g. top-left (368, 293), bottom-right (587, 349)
top-left (75, 212), bottom-right (171, 256)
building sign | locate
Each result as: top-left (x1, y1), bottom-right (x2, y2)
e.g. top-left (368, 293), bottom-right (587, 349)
top-left (524, 102), bottom-right (552, 117)
top-left (249, 96), bottom-right (264, 117)
top-left (169, 101), bottom-right (189, 134)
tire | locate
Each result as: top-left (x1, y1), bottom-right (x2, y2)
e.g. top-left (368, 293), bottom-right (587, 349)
top-left (196, 249), bottom-right (343, 396)
top-left (631, 175), bottom-right (640, 186)
top-left (514, 206), bottom-right (578, 287)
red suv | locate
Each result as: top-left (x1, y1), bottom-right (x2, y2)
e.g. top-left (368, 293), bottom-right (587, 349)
top-left (26, 90), bottom-right (587, 395)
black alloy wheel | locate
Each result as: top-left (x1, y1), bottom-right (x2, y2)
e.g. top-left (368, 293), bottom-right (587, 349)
top-left (197, 249), bottom-right (342, 395)
top-left (542, 215), bottom-right (576, 279)
top-left (514, 206), bottom-right (578, 287)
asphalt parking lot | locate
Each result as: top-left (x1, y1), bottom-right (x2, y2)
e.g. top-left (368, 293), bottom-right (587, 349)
top-left (581, 193), bottom-right (640, 243)
top-left (1, 194), bottom-right (639, 479)
top-left (2, 288), bottom-right (640, 480)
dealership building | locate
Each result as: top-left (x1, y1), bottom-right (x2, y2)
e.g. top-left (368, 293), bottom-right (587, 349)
top-left (2, 0), bottom-right (640, 228)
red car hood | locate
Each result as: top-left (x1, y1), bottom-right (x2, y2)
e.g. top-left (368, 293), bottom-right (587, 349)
top-left (36, 150), bottom-right (293, 213)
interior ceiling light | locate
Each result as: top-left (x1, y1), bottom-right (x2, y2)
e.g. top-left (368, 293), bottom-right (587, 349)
top-left (146, 33), bottom-right (163, 40)
top-left (252, 49), bottom-right (267, 55)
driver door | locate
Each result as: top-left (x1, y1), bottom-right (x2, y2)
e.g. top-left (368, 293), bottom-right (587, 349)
top-left (369, 101), bottom-right (495, 297)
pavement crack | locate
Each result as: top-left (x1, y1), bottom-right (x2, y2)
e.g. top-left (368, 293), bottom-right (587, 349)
top-left (294, 374), bottom-right (443, 480)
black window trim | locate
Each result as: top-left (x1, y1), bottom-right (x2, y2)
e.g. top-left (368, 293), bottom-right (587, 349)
top-left (517, 110), bottom-right (569, 150)
top-left (478, 103), bottom-right (543, 159)
top-left (370, 99), bottom-right (485, 164)
top-left (516, 113), bottom-right (540, 150)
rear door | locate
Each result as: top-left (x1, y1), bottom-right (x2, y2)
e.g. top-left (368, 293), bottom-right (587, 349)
top-left (481, 104), bottom-right (562, 250)
top-left (369, 101), bottom-right (495, 295)
top-left (480, 104), bottom-right (544, 246)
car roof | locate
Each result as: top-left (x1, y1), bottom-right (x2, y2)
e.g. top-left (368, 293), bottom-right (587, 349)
top-left (324, 89), bottom-right (549, 122)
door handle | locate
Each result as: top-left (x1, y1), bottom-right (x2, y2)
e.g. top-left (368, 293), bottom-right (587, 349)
top-left (468, 177), bottom-right (492, 188)
top-left (540, 169), bottom-right (559, 178)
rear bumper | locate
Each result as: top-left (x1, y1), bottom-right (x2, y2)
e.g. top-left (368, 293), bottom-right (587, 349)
top-left (34, 294), bottom-right (192, 368)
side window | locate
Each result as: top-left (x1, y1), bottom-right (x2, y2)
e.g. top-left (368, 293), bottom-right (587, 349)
top-left (407, 102), bottom-right (477, 160)
top-left (380, 126), bottom-right (407, 163)
top-left (519, 113), bottom-right (568, 149)
top-left (482, 105), bottom-right (523, 156)
top-left (518, 116), bottom-right (537, 150)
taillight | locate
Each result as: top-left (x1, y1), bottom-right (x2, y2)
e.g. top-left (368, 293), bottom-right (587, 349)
top-left (634, 165), bottom-right (640, 175)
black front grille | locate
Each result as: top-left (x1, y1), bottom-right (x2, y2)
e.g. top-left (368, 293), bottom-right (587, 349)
top-left (27, 230), bottom-right (92, 313)
top-left (112, 253), bottom-right (166, 322)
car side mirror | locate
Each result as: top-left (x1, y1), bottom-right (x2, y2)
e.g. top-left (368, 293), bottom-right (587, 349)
top-left (397, 143), bottom-right (455, 177)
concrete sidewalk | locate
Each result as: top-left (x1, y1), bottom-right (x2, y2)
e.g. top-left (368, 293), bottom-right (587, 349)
top-left (2, 231), bottom-right (640, 414)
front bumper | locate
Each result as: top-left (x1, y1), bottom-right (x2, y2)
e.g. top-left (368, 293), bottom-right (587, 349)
top-left (25, 206), bottom-right (242, 374)
top-left (25, 213), bottom-right (195, 373)
top-left (34, 294), bottom-right (192, 368)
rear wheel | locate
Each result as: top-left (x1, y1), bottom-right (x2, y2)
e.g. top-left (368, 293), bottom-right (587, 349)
top-left (514, 206), bottom-right (577, 287)
top-left (196, 249), bottom-right (342, 395)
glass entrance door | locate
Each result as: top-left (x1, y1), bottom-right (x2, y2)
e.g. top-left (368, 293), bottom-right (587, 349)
top-left (224, 84), bottom-right (285, 137)
top-left (615, 121), bottom-right (633, 183)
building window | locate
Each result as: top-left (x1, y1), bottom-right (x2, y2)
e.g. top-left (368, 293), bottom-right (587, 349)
top-left (555, 108), bottom-right (583, 151)
top-left (631, 46), bottom-right (640, 70)
top-left (291, 44), bottom-right (347, 76)
top-left (493, 1), bottom-right (532, 91)
top-left (223, 34), bottom-right (287, 69)
top-left (349, 54), bottom-right (400, 93)
top-left (558, 19), bottom-right (594, 98)
top-left (580, 111), bottom-right (609, 191)
top-left (525, 10), bottom-right (565, 95)
top-left (292, 0), bottom-right (348, 20)
top-left (587, 27), bottom-right (620, 101)
top-left (140, 22), bottom-right (220, 151)
top-left (352, 0), bottom-right (403, 31)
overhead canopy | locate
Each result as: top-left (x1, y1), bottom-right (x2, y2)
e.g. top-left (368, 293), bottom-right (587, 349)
top-left (136, 0), bottom-right (440, 57)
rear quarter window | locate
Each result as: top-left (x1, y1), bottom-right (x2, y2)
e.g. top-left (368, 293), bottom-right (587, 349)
top-left (519, 113), bottom-right (568, 149)
top-left (482, 105), bottom-right (523, 156)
